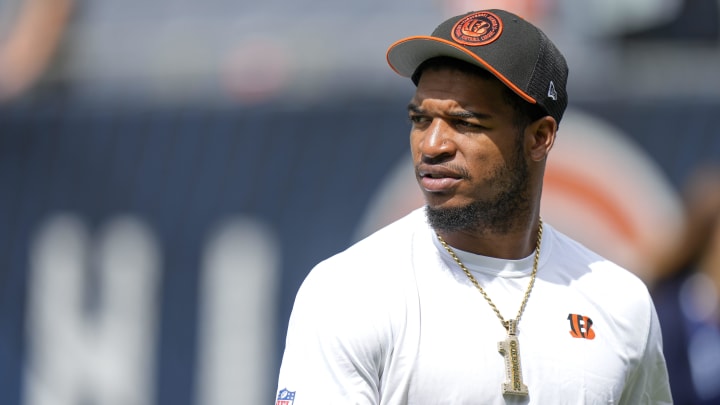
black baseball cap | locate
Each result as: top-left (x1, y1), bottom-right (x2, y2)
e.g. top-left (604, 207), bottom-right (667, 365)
top-left (386, 9), bottom-right (569, 124)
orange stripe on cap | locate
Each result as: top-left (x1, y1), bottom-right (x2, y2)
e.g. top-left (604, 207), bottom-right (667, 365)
top-left (386, 35), bottom-right (537, 105)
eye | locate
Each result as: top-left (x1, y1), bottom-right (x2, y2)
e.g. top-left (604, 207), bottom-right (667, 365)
top-left (454, 120), bottom-right (483, 130)
top-left (408, 114), bottom-right (430, 126)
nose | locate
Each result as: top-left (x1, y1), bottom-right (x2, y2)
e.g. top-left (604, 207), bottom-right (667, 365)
top-left (418, 119), bottom-right (456, 163)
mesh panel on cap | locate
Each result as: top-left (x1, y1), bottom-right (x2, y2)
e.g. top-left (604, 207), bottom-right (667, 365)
top-left (527, 32), bottom-right (568, 124)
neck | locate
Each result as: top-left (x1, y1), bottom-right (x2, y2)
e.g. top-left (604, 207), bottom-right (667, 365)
top-left (436, 215), bottom-right (542, 259)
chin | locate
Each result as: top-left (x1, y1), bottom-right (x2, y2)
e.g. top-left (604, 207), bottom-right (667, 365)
top-left (424, 203), bottom-right (479, 233)
top-left (423, 193), bottom-right (469, 210)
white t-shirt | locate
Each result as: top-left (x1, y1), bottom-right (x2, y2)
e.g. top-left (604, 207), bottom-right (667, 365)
top-left (276, 208), bottom-right (672, 404)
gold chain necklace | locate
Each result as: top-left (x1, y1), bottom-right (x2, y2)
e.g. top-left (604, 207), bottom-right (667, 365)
top-left (435, 217), bottom-right (543, 397)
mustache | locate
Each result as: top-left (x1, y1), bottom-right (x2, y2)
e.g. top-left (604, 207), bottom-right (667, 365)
top-left (415, 162), bottom-right (471, 180)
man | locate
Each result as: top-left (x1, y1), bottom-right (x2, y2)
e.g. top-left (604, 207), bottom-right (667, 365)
top-left (276, 9), bottom-right (672, 404)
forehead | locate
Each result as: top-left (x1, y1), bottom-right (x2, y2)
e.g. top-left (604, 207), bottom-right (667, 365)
top-left (412, 68), bottom-right (512, 114)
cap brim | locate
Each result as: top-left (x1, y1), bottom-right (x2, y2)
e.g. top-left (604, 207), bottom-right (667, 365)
top-left (386, 36), bottom-right (536, 104)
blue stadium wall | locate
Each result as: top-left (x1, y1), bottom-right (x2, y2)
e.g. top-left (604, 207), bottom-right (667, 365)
top-left (0, 96), bottom-right (718, 404)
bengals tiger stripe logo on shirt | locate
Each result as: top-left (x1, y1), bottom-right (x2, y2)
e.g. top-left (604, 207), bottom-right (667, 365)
top-left (568, 313), bottom-right (595, 340)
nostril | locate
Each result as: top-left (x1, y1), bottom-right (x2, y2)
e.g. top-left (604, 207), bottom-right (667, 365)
top-left (422, 153), bottom-right (453, 165)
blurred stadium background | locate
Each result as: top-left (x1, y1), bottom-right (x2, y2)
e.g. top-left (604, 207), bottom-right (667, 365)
top-left (1, 0), bottom-right (719, 404)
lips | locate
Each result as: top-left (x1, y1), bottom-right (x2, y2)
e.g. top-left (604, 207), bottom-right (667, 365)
top-left (417, 165), bottom-right (464, 192)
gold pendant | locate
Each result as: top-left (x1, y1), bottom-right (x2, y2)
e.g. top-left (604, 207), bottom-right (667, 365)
top-left (497, 321), bottom-right (528, 396)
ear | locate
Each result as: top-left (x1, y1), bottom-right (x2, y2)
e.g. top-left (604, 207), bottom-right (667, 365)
top-left (525, 116), bottom-right (557, 162)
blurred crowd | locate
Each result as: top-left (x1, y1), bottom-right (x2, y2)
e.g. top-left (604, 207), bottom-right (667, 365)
top-left (651, 165), bottom-right (720, 404)
top-left (2, 0), bottom-right (720, 105)
top-left (0, 0), bottom-right (74, 102)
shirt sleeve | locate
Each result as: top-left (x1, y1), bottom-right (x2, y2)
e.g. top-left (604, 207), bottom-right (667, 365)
top-left (275, 261), bottom-right (391, 405)
top-left (619, 299), bottom-right (673, 405)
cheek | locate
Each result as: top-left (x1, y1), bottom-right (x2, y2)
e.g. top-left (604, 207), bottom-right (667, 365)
top-left (409, 131), bottom-right (423, 158)
top-left (464, 144), bottom-right (518, 183)
top-left (463, 141), bottom-right (498, 166)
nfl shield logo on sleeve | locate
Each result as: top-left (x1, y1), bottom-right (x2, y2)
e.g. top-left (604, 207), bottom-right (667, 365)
top-left (276, 388), bottom-right (296, 405)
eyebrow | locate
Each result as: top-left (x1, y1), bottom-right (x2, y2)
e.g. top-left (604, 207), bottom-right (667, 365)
top-left (407, 103), bottom-right (491, 120)
top-left (407, 103), bottom-right (423, 113)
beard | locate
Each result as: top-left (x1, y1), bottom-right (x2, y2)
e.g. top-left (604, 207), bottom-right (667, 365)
top-left (425, 139), bottom-right (531, 235)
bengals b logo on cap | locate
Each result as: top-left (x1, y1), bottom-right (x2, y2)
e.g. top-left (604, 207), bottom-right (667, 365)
top-left (451, 11), bottom-right (503, 46)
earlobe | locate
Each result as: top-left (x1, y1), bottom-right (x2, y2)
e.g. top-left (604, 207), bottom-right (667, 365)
top-left (527, 116), bottom-right (556, 162)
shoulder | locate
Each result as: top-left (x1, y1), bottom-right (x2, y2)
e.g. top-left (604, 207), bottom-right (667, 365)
top-left (285, 209), bottom-right (428, 354)
top-left (539, 224), bottom-right (666, 372)
top-left (542, 223), bottom-right (656, 329)
top-left (295, 208), bottom-right (428, 311)
top-left (543, 223), bottom-right (649, 292)
top-left (316, 208), bottom-right (427, 276)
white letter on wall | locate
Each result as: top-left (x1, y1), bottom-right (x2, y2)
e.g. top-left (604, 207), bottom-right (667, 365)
top-left (195, 217), bottom-right (280, 405)
top-left (24, 214), bottom-right (160, 405)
